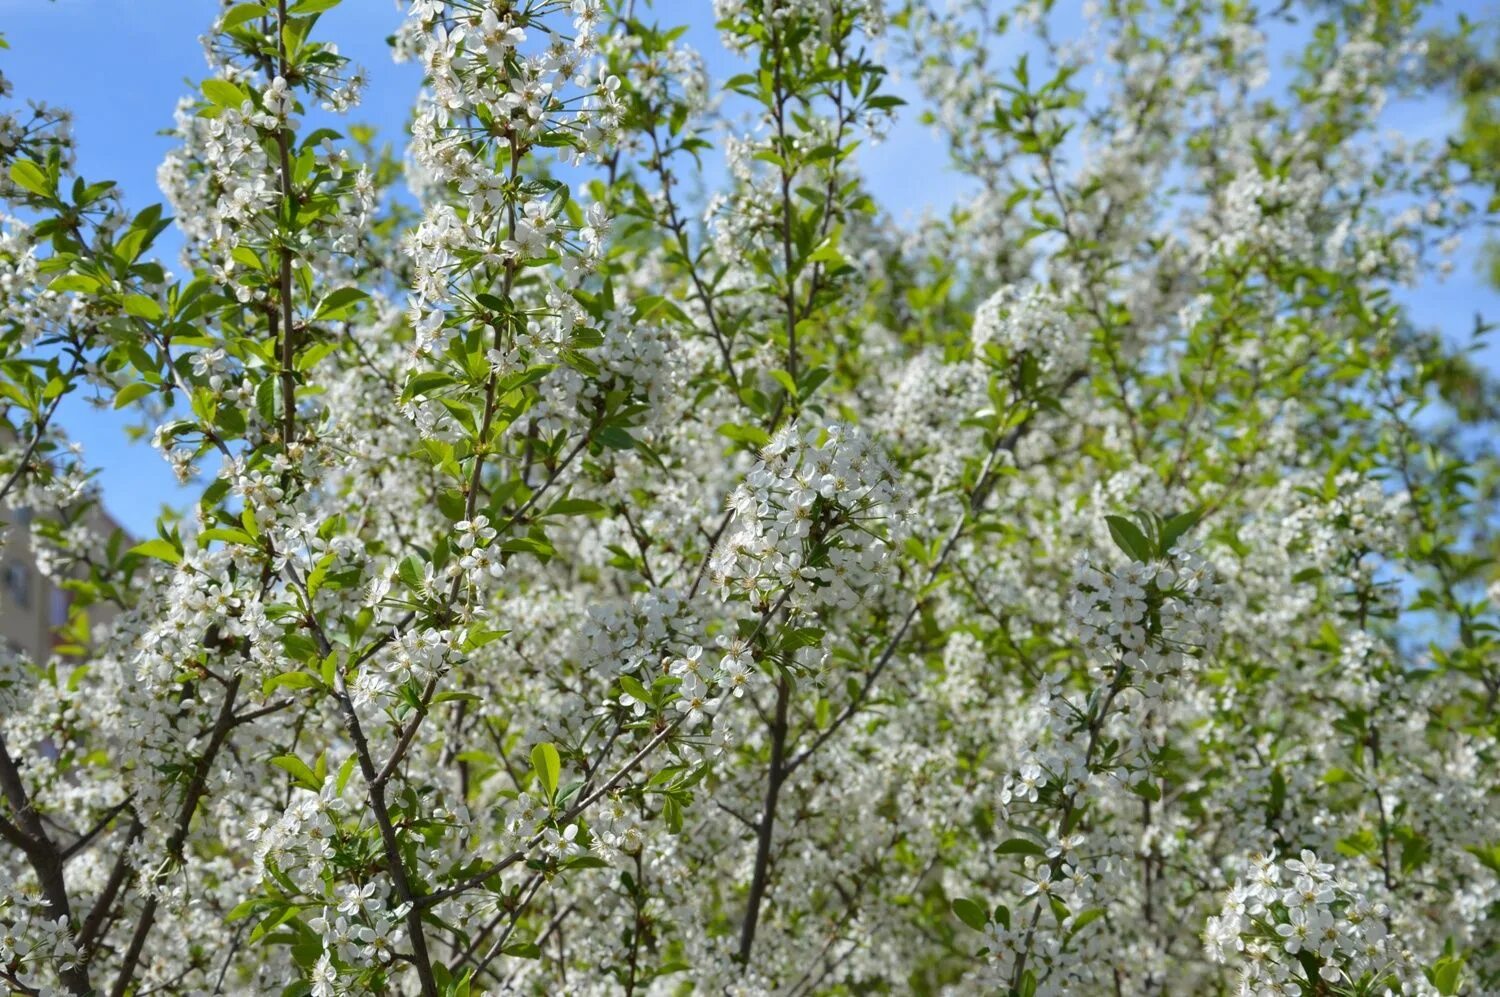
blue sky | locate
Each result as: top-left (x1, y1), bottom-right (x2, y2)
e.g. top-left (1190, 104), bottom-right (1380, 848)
top-left (2, 0), bottom-right (1495, 535)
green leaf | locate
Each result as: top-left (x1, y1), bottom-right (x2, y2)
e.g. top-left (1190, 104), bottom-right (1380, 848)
top-left (314, 286), bottom-right (368, 320)
top-left (1069, 908), bottom-right (1106, 938)
top-left (48, 273), bottom-right (100, 293)
top-left (461, 628), bottom-right (509, 652)
top-left (197, 527), bottom-right (254, 548)
top-left (995, 837), bottom-right (1047, 857)
top-left (717, 422), bottom-right (772, 448)
top-left (231, 245), bottom-right (262, 270)
top-left (403, 371), bottom-right (456, 403)
top-left (398, 554), bottom-right (425, 591)
top-left (807, 239), bottom-right (847, 268)
top-left (431, 690), bottom-right (483, 705)
top-left (501, 941), bottom-right (540, 959)
top-left (1295, 951), bottom-right (1323, 988)
top-left (531, 742), bottom-right (561, 801)
top-left (796, 366), bottom-right (832, 399)
top-left (113, 382), bottom-right (156, 409)
top-left (781, 627), bottom-right (825, 651)
top-left (306, 550), bottom-right (336, 598)
top-left (221, 3), bottom-right (269, 29)
top-left (545, 498), bottom-right (608, 517)
top-left (951, 897), bottom-right (989, 931)
top-left (560, 854), bottom-right (609, 871)
top-left (500, 536), bottom-right (554, 558)
top-left (270, 754), bottom-right (320, 790)
top-left (225, 897), bottom-right (275, 923)
top-left (263, 671), bottom-right (321, 695)
top-left (1397, 827), bottom-right (1431, 875)
top-left (9, 160), bottom-right (51, 198)
top-left (1105, 514), bottom-right (1154, 562)
top-left (1159, 508), bottom-right (1202, 553)
top-left (129, 538), bottom-right (182, 565)
top-left (597, 426), bottom-right (637, 451)
top-left (123, 294), bottom-right (163, 321)
top-left (618, 674), bottom-right (651, 704)
top-left (202, 79), bottom-right (247, 109)
top-left (335, 753), bottom-right (358, 795)
top-left (1431, 954), bottom-right (1465, 995)
top-left (1464, 843), bottom-right (1500, 875)
top-left (992, 903), bottom-right (1011, 930)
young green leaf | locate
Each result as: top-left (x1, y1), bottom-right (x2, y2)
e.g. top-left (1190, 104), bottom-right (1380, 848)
top-left (9, 160), bottom-right (51, 199)
top-left (1105, 515), bottom-right (1154, 562)
top-left (202, 79), bottom-right (247, 109)
top-left (1159, 508), bottom-right (1203, 553)
top-left (952, 897), bottom-right (989, 931)
top-left (129, 538), bottom-right (182, 565)
top-left (531, 742), bottom-right (561, 801)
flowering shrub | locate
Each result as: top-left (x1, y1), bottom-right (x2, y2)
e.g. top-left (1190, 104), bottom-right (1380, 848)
top-left (1, 0), bottom-right (1498, 995)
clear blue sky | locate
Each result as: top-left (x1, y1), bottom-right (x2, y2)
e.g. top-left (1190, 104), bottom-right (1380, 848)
top-left (2, 0), bottom-right (1494, 535)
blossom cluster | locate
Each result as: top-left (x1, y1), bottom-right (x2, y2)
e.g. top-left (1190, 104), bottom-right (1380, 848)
top-left (710, 422), bottom-right (903, 613)
top-left (972, 283), bottom-right (1084, 374)
top-left (975, 544), bottom-right (1224, 992)
top-left (1205, 851), bottom-right (1409, 995)
top-left (1068, 547), bottom-right (1222, 670)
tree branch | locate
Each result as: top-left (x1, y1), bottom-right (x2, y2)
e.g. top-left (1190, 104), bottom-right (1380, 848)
top-left (110, 676), bottom-right (242, 997)
top-left (736, 675), bottom-right (790, 965)
top-left (0, 731), bottom-right (92, 994)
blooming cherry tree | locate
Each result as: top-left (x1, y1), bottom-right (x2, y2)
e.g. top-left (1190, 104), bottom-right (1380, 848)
top-left (1, 0), bottom-right (1497, 994)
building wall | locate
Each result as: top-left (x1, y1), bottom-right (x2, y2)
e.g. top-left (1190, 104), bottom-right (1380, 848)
top-left (0, 506), bottom-right (124, 662)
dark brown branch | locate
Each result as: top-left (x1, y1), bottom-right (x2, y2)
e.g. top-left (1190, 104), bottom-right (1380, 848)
top-left (111, 676), bottom-right (242, 997)
top-left (0, 732), bottom-right (92, 994)
top-left (61, 795), bottom-right (135, 863)
top-left (0, 812), bottom-right (31, 851)
top-left (78, 820), bottom-right (142, 960)
top-left (317, 619), bottom-right (439, 997)
top-left (0, 350), bottom-right (86, 506)
top-left (419, 720), bottom-right (680, 909)
top-left (736, 676), bottom-right (790, 965)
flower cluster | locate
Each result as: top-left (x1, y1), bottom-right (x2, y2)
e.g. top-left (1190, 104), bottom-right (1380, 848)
top-left (1205, 851), bottom-right (1407, 994)
top-left (1068, 547), bottom-right (1222, 668)
top-left (0, 887), bottom-right (80, 993)
top-left (975, 542), bottom-right (1224, 991)
top-left (972, 283), bottom-right (1084, 374)
top-left (710, 423), bottom-right (902, 613)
